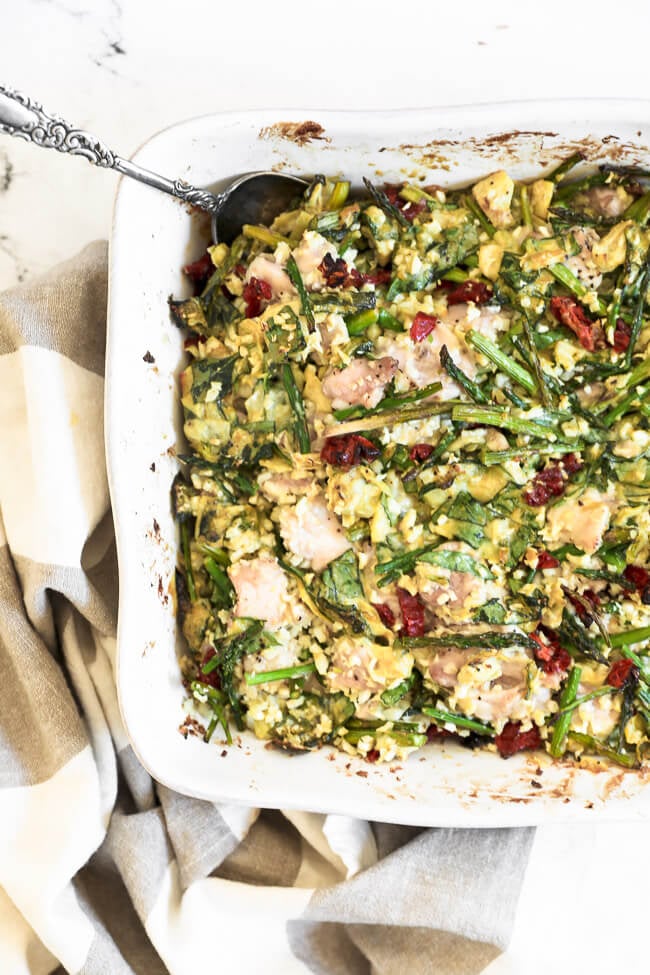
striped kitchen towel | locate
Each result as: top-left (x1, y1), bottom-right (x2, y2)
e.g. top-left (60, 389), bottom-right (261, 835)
top-left (0, 241), bottom-right (533, 975)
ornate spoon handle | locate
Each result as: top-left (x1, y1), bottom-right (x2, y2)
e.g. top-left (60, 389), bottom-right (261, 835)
top-left (0, 84), bottom-right (222, 213)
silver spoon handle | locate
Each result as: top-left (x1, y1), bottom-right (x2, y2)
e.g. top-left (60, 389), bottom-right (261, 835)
top-left (0, 84), bottom-right (222, 213)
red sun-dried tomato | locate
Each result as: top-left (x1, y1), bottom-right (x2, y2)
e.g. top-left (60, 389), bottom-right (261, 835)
top-left (320, 434), bottom-right (380, 468)
top-left (383, 185), bottom-right (427, 223)
top-left (402, 199), bottom-right (428, 221)
top-left (495, 721), bottom-right (542, 758)
top-left (443, 280), bottom-right (493, 306)
top-left (183, 336), bottom-right (206, 352)
top-left (199, 648), bottom-right (221, 689)
top-left (397, 588), bottom-right (426, 637)
top-left (549, 296), bottom-right (603, 352)
top-left (183, 251), bottom-right (214, 294)
top-left (410, 312), bottom-right (439, 343)
top-left (623, 564), bottom-right (650, 594)
top-left (318, 253), bottom-right (350, 288)
top-left (523, 464), bottom-right (566, 506)
top-left (565, 589), bottom-right (601, 624)
top-left (383, 184), bottom-right (402, 206)
top-left (242, 276), bottom-right (272, 317)
top-left (530, 630), bottom-right (571, 675)
top-left (427, 724), bottom-right (452, 741)
top-left (373, 602), bottom-right (396, 628)
top-left (409, 443), bottom-right (434, 463)
top-left (359, 267), bottom-right (393, 287)
top-left (612, 317), bottom-right (632, 353)
top-left (537, 551), bottom-right (560, 570)
top-left (561, 452), bottom-right (583, 475)
top-left (607, 658), bottom-right (639, 689)
top-left (366, 748), bottom-right (380, 763)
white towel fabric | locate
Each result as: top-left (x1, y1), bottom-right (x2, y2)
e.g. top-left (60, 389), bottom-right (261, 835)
top-left (0, 242), bottom-right (534, 975)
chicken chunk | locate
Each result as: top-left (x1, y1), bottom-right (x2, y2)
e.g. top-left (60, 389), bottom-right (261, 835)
top-left (258, 473), bottom-right (313, 503)
top-left (228, 556), bottom-right (290, 626)
top-left (376, 322), bottom-right (471, 398)
top-left (584, 185), bottom-right (632, 219)
top-left (278, 494), bottom-right (351, 572)
top-left (321, 356), bottom-right (398, 409)
top-left (292, 231), bottom-right (338, 290)
top-left (245, 254), bottom-right (293, 298)
top-left (327, 635), bottom-right (414, 694)
top-left (376, 304), bottom-right (506, 399)
top-left (565, 227), bottom-right (602, 290)
top-left (543, 488), bottom-right (615, 555)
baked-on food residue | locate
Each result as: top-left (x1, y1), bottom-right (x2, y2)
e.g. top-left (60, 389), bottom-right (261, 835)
top-left (259, 121), bottom-right (328, 146)
top-left (169, 157), bottom-right (650, 770)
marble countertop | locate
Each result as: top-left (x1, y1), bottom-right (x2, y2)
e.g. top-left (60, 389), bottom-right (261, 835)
top-left (3, 2), bottom-right (649, 973)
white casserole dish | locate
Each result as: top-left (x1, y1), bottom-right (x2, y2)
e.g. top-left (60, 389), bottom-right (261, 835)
top-left (107, 102), bottom-right (650, 826)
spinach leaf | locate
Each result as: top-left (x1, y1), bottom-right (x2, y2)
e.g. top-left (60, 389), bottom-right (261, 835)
top-left (319, 550), bottom-right (364, 604)
top-left (419, 548), bottom-right (494, 579)
top-left (188, 355), bottom-right (237, 403)
top-left (473, 599), bottom-right (507, 624)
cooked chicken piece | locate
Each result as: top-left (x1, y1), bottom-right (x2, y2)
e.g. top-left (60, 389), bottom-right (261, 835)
top-left (278, 494), bottom-right (351, 572)
top-left (565, 227), bottom-right (602, 290)
top-left (258, 473), bottom-right (313, 502)
top-left (321, 357), bottom-right (398, 409)
top-left (376, 304), bottom-right (506, 399)
top-left (376, 322), bottom-right (471, 398)
top-left (583, 185), bottom-right (632, 219)
top-left (327, 635), bottom-right (414, 693)
top-left (228, 556), bottom-right (290, 625)
top-left (292, 231), bottom-right (338, 290)
top-left (245, 254), bottom-right (293, 297)
top-left (544, 488), bottom-right (615, 555)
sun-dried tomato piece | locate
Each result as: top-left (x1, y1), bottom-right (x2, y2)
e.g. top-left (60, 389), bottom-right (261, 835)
top-left (183, 336), bottom-right (206, 352)
top-left (561, 453), bottom-right (582, 475)
top-left (607, 658), bottom-right (639, 689)
top-left (530, 630), bottom-right (571, 675)
top-left (373, 602), bottom-right (396, 628)
top-left (366, 748), bottom-right (380, 763)
top-left (623, 564), bottom-right (650, 595)
top-left (402, 199), bottom-right (428, 221)
top-left (549, 296), bottom-right (603, 352)
top-left (443, 280), bottom-right (493, 306)
top-left (495, 721), bottom-right (542, 758)
top-left (409, 443), bottom-right (434, 463)
top-left (356, 267), bottom-right (393, 287)
top-left (199, 648), bottom-right (221, 689)
top-left (410, 312), bottom-right (439, 343)
top-left (397, 588), bottom-right (426, 637)
top-left (383, 185), bottom-right (427, 223)
top-left (318, 252), bottom-right (350, 288)
top-left (383, 184), bottom-right (402, 206)
top-left (242, 276), bottom-right (272, 317)
top-left (537, 551), bottom-right (560, 570)
top-left (612, 317), bottom-right (632, 353)
top-left (183, 251), bottom-right (214, 294)
top-left (565, 589), bottom-right (601, 624)
top-left (320, 434), bottom-right (380, 468)
top-left (426, 724), bottom-right (452, 741)
top-left (523, 464), bottom-right (566, 506)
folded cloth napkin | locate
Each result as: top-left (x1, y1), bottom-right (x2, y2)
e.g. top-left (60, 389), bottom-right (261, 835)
top-left (0, 243), bottom-right (534, 975)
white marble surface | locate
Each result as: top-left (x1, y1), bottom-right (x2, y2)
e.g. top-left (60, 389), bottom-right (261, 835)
top-left (2, 1), bottom-right (650, 973)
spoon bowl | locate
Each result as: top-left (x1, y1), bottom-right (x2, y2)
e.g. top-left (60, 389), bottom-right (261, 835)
top-left (212, 171), bottom-right (309, 243)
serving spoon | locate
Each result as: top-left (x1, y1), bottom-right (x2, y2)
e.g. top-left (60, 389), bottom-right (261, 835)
top-left (0, 85), bottom-right (309, 243)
